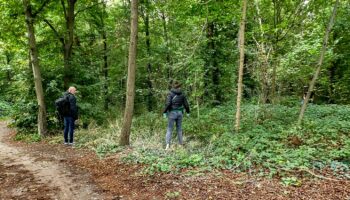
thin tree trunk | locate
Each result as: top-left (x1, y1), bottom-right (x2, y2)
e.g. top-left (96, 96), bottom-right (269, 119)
top-left (43, 0), bottom-right (76, 88)
top-left (328, 31), bottom-right (338, 104)
top-left (207, 22), bottom-right (221, 105)
top-left (254, 0), bottom-right (269, 104)
top-left (5, 53), bottom-right (12, 82)
top-left (195, 71), bottom-right (200, 118)
top-left (297, 0), bottom-right (339, 126)
top-left (102, 2), bottom-right (109, 110)
top-left (143, 0), bottom-right (153, 111)
top-left (271, 0), bottom-right (280, 104)
top-left (120, 0), bottom-right (138, 146)
top-left (161, 11), bottom-right (171, 80)
top-left (102, 30), bottom-right (109, 110)
top-left (63, 0), bottom-right (77, 88)
top-left (23, 0), bottom-right (48, 136)
top-left (235, 0), bottom-right (247, 132)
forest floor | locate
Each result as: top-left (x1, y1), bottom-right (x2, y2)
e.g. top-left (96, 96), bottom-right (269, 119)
top-left (0, 121), bottom-right (349, 200)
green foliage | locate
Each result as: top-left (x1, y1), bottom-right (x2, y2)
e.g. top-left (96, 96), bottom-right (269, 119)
top-left (281, 177), bottom-right (302, 187)
top-left (0, 0), bottom-right (349, 182)
top-left (43, 102), bottom-right (350, 180)
top-left (165, 191), bottom-right (181, 199)
top-left (95, 141), bottom-right (121, 158)
top-left (11, 100), bottom-right (38, 133)
top-left (15, 132), bottom-right (41, 143)
top-left (0, 100), bottom-right (11, 118)
top-left (118, 104), bottom-right (350, 178)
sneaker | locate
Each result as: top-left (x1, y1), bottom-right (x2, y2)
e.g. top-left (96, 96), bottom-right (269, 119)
top-left (68, 142), bottom-right (75, 146)
top-left (165, 144), bottom-right (170, 150)
top-left (64, 142), bottom-right (68, 145)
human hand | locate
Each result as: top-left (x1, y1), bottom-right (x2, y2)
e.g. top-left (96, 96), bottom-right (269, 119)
top-left (163, 113), bottom-right (167, 119)
top-left (186, 113), bottom-right (190, 117)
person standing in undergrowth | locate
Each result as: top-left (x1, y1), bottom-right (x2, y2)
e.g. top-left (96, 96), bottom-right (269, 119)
top-left (63, 86), bottom-right (78, 145)
top-left (163, 81), bottom-right (190, 150)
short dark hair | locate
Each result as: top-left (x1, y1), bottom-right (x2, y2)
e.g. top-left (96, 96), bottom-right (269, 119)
top-left (172, 80), bottom-right (182, 89)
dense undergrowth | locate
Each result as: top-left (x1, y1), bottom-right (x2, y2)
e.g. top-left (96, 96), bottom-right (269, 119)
top-left (0, 100), bottom-right (11, 120)
top-left (15, 102), bottom-right (350, 180)
top-left (55, 104), bottom-right (349, 179)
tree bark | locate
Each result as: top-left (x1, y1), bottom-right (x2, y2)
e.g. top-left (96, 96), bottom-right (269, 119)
top-left (161, 11), bottom-right (172, 80)
top-left (23, 0), bottom-right (48, 136)
top-left (44, 0), bottom-right (76, 88)
top-left (5, 53), bottom-right (12, 82)
top-left (142, 0), bottom-right (154, 111)
top-left (102, 1), bottom-right (109, 110)
top-left (271, 0), bottom-right (281, 104)
top-left (63, 0), bottom-right (77, 88)
top-left (254, 0), bottom-right (270, 104)
top-left (235, 0), bottom-right (247, 132)
top-left (206, 21), bottom-right (221, 105)
top-left (297, 0), bottom-right (339, 126)
top-left (328, 31), bottom-right (338, 104)
top-left (120, 0), bottom-right (138, 146)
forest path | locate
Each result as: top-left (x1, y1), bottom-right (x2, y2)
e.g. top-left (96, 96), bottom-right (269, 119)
top-left (0, 121), bottom-right (102, 200)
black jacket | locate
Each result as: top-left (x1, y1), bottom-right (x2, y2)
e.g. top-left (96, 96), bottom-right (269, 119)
top-left (163, 89), bottom-right (190, 113)
top-left (63, 92), bottom-right (78, 120)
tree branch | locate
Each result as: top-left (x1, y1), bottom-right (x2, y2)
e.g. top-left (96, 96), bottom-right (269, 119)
top-left (43, 19), bottom-right (65, 45)
top-left (281, 167), bottom-right (349, 183)
top-left (279, 0), bottom-right (305, 41)
top-left (32, 0), bottom-right (51, 18)
top-left (61, 0), bottom-right (67, 19)
top-left (74, 2), bottom-right (103, 17)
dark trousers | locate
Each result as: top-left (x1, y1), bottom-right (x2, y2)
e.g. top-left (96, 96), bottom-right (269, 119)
top-left (166, 111), bottom-right (183, 145)
top-left (64, 116), bottom-right (75, 143)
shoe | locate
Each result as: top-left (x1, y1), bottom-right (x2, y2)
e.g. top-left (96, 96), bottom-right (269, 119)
top-left (68, 142), bottom-right (75, 146)
top-left (165, 144), bottom-right (170, 150)
top-left (64, 142), bottom-right (68, 145)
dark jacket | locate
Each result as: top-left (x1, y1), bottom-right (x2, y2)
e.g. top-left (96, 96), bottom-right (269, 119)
top-left (163, 89), bottom-right (190, 113)
top-left (63, 91), bottom-right (78, 120)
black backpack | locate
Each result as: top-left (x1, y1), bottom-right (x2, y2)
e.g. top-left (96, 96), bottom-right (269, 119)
top-left (55, 94), bottom-right (70, 117)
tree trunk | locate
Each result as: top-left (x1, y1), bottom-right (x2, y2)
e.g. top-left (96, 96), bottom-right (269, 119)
top-left (5, 53), bottom-right (12, 82)
top-left (120, 0), bottom-right (139, 146)
top-left (297, 0), bottom-right (339, 126)
top-left (161, 11), bottom-right (172, 80)
top-left (102, 29), bottom-right (109, 110)
top-left (207, 22), bottom-right (221, 105)
top-left (44, 0), bottom-right (76, 88)
top-left (63, 0), bottom-right (77, 88)
top-left (195, 71), bottom-right (200, 118)
top-left (271, 0), bottom-right (280, 104)
top-left (254, 0), bottom-right (269, 104)
top-left (143, 0), bottom-right (154, 111)
top-left (328, 31), bottom-right (338, 104)
top-left (102, 2), bottom-right (109, 110)
top-left (235, 0), bottom-right (247, 132)
top-left (23, 0), bottom-right (48, 137)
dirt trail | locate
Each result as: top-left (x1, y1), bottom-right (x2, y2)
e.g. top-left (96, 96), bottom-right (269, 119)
top-left (0, 121), bottom-right (102, 200)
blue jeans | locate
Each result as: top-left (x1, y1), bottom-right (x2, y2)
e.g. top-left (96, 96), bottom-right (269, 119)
top-left (166, 111), bottom-right (183, 145)
top-left (64, 117), bottom-right (75, 143)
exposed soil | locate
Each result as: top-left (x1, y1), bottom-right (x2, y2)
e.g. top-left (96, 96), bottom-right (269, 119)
top-left (0, 121), bottom-right (349, 200)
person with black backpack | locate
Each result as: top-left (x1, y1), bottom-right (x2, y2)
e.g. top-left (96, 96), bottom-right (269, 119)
top-left (57, 86), bottom-right (78, 145)
top-left (163, 81), bottom-right (190, 150)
